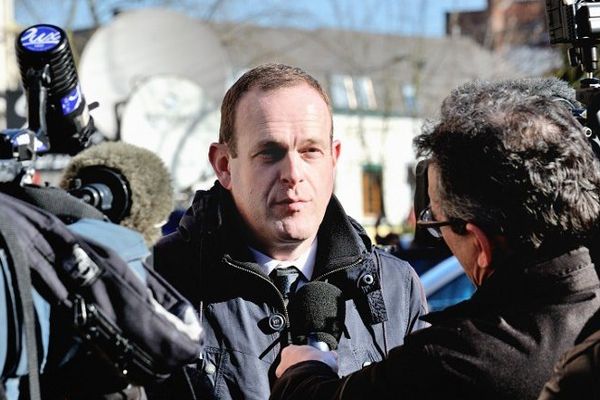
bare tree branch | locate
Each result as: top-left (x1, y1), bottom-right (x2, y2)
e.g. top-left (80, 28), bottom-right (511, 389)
top-left (85, 0), bottom-right (101, 28)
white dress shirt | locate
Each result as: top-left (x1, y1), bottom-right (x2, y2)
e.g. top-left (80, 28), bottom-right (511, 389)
top-left (249, 239), bottom-right (318, 283)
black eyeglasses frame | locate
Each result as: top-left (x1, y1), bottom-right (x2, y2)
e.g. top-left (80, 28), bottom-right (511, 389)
top-left (416, 206), bottom-right (467, 239)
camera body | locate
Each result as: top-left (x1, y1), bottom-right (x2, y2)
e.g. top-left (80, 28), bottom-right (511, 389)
top-left (0, 24), bottom-right (203, 399)
top-left (546, 0), bottom-right (600, 44)
top-left (544, 1), bottom-right (600, 158)
top-left (546, 0), bottom-right (600, 72)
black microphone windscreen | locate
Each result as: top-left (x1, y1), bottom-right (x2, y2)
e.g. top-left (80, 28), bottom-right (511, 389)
top-left (288, 281), bottom-right (345, 350)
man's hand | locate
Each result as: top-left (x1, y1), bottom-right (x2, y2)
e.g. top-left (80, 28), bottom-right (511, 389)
top-left (276, 345), bottom-right (339, 378)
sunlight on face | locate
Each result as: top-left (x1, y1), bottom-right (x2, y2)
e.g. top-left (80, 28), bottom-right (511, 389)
top-left (226, 84), bottom-right (339, 259)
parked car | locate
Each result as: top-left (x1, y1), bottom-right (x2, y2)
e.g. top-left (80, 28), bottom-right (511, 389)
top-left (419, 256), bottom-right (475, 312)
top-left (390, 236), bottom-right (475, 312)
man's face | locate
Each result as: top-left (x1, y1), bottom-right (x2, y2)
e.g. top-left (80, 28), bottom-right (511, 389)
top-left (427, 163), bottom-right (480, 283)
top-left (223, 84), bottom-right (339, 258)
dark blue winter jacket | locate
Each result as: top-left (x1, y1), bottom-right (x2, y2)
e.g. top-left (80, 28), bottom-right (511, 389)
top-left (151, 182), bottom-right (427, 400)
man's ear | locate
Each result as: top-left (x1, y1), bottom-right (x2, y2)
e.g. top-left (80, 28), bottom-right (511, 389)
top-left (465, 223), bottom-right (494, 285)
top-left (332, 139), bottom-right (341, 167)
top-left (209, 143), bottom-right (232, 189)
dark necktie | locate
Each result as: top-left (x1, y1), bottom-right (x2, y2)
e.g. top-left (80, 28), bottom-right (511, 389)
top-left (269, 266), bottom-right (301, 303)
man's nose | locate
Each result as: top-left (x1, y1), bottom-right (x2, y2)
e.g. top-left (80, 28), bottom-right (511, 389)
top-left (280, 152), bottom-right (304, 186)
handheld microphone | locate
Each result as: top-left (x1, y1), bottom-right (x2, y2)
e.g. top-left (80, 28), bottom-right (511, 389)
top-left (60, 141), bottom-right (174, 245)
top-left (287, 281), bottom-right (345, 351)
top-left (16, 24), bottom-right (95, 155)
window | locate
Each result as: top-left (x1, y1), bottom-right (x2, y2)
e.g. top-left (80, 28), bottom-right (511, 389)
top-left (402, 83), bottom-right (417, 114)
top-left (330, 74), bottom-right (357, 110)
top-left (355, 76), bottom-right (377, 110)
top-left (362, 164), bottom-right (384, 217)
top-left (330, 74), bottom-right (377, 111)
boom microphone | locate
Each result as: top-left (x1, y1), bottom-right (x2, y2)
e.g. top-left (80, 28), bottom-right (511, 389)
top-left (287, 281), bottom-right (345, 351)
top-left (60, 141), bottom-right (174, 245)
top-left (16, 24), bottom-right (95, 154)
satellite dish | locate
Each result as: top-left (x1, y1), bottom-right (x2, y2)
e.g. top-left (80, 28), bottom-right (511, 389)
top-left (79, 7), bottom-right (230, 139)
top-left (119, 75), bottom-right (219, 191)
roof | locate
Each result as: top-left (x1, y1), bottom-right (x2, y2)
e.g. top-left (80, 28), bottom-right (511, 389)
top-left (211, 23), bottom-right (524, 118)
top-left (71, 19), bottom-right (525, 120)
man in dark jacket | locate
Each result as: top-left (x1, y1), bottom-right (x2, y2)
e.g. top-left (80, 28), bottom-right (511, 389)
top-left (538, 324), bottom-right (600, 399)
top-left (271, 77), bottom-right (600, 400)
top-left (151, 63), bottom-right (427, 399)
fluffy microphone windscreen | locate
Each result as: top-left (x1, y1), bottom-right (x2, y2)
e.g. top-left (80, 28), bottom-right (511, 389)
top-left (60, 141), bottom-right (174, 245)
top-left (288, 281), bottom-right (345, 351)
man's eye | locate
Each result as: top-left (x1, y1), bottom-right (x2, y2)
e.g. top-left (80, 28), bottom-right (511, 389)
top-left (259, 148), bottom-right (285, 161)
top-left (302, 147), bottom-right (324, 159)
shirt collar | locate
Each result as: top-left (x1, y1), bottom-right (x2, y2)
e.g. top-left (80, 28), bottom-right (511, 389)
top-left (249, 239), bottom-right (318, 280)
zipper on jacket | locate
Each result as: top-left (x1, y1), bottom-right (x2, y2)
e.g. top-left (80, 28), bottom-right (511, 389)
top-left (222, 257), bottom-right (290, 327)
top-left (312, 256), bottom-right (363, 282)
top-left (223, 254), bottom-right (365, 329)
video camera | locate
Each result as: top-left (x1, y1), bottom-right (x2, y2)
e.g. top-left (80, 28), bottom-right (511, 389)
top-left (0, 25), bottom-right (94, 183)
top-left (546, 0), bottom-right (600, 72)
top-left (0, 24), bottom-right (133, 222)
top-left (0, 24), bottom-right (202, 399)
top-left (545, 0), bottom-right (600, 157)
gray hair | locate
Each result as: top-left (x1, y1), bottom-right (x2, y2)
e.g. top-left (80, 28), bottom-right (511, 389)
top-left (415, 78), bottom-right (600, 255)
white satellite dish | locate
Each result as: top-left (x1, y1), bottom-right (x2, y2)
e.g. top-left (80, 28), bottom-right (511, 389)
top-left (120, 75), bottom-right (219, 191)
top-left (79, 7), bottom-right (230, 139)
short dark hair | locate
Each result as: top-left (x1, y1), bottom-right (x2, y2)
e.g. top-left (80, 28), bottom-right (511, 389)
top-left (415, 78), bottom-right (600, 255)
top-left (219, 63), bottom-right (332, 157)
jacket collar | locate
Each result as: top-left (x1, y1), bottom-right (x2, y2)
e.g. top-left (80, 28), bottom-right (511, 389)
top-left (178, 182), bottom-right (371, 279)
top-left (423, 246), bottom-right (599, 323)
top-left (312, 196), bottom-right (369, 278)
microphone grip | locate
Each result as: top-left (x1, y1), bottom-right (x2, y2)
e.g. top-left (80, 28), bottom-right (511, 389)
top-left (306, 334), bottom-right (331, 352)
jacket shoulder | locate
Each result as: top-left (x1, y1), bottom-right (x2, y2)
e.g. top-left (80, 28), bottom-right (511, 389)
top-left (538, 329), bottom-right (600, 399)
top-left (153, 231), bottom-right (198, 298)
top-left (553, 329), bottom-right (600, 377)
top-left (371, 246), bottom-right (429, 331)
top-left (154, 231), bottom-right (190, 267)
top-left (373, 246), bottom-right (419, 278)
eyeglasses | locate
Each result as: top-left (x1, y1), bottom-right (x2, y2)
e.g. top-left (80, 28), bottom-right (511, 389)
top-left (416, 206), bottom-right (467, 239)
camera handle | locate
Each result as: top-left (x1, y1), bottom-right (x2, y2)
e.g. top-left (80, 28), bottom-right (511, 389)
top-left (23, 64), bottom-right (51, 156)
top-left (569, 42), bottom-right (599, 75)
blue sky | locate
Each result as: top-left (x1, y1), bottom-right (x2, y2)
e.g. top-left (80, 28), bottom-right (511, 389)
top-left (15, 0), bottom-right (487, 37)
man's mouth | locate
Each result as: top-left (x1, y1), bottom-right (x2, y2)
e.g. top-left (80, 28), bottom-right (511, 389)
top-left (274, 198), bottom-right (308, 212)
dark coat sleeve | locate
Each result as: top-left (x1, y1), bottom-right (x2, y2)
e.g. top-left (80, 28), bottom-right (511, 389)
top-left (270, 361), bottom-right (343, 400)
top-left (270, 340), bottom-right (441, 400)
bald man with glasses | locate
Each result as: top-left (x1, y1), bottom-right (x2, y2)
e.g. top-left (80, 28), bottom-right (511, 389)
top-left (270, 78), bottom-right (600, 400)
